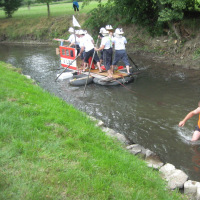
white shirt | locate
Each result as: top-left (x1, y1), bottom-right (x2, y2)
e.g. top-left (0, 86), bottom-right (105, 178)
top-left (101, 36), bottom-right (111, 49)
top-left (68, 34), bottom-right (79, 45)
top-left (79, 34), bottom-right (94, 52)
top-left (85, 33), bottom-right (93, 42)
top-left (112, 36), bottom-right (127, 50)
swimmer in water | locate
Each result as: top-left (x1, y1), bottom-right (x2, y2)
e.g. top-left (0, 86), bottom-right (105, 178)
top-left (179, 101), bottom-right (200, 141)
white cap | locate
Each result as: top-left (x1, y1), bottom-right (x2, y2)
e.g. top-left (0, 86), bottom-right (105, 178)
top-left (115, 28), bottom-right (124, 34)
top-left (105, 25), bottom-right (113, 30)
top-left (99, 27), bottom-right (106, 33)
top-left (78, 29), bottom-right (85, 35)
top-left (68, 27), bottom-right (74, 33)
top-left (75, 30), bottom-right (80, 35)
top-left (102, 29), bottom-right (109, 36)
top-left (84, 30), bottom-right (87, 34)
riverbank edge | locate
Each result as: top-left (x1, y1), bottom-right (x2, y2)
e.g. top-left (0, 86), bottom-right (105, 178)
top-left (0, 61), bottom-right (185, 199)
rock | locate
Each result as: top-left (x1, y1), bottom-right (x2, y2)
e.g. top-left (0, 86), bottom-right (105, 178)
top-left (167, 169), bottom-right (188, 190)
top-left (159, 164), bottom-right (188, 190)
top-left (88, 116), bottom-right (97, 121)
top-left (159, 163), bottom-right (176, 178)
top-left (184, 180), bottom-right (200, 194)
top-left (145, 149), bottom-right (156, 157)
top-left (102, 127), bottom-right (117, 137)
top-left (24, 75), bottom-right (31, 79)
top-left (126, 144), bottom-right (143, 155)
top-left (115, 133), bottom-right (131, 145)
top-left (146, 155), bottom-right (164, 169)
top-left (197, 186), bottom-right (200, 200)
top-left (87, 116), bottom-right (104, 127)
top-left (96, 120), bottom-right (104, 127)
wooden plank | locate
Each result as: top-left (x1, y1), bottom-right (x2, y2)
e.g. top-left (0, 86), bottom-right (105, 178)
top-left (83, 69), bottom-right (127, 79)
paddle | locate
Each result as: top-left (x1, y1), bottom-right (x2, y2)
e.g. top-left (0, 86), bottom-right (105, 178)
top-left (83, 38), bottom-right (99, 96)
top-left (127, 53), bottom-right (140, 71)
top-left (55, 55), bottom-right (79, 81)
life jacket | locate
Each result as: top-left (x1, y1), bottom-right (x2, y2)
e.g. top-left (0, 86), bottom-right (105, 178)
top-left (198, 114), bottom-right (200, 128)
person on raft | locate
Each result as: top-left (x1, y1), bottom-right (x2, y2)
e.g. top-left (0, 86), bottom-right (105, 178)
top-left (78, 30), bottom-right (102, 73)
top-left (105, 25), bottom-right (114, 38)
top-left (98, 27), bottom-right (106, 67)
top-left (95, 29), bottom-right (113, 78)
top-left (179, 101), bottom-right (200, 141)
top-left (65, 27), bottom-right (80, 55)
top-left (112, 28), bottom-right (132, 75)
top-left (72, 0), bottom-right (79, 14)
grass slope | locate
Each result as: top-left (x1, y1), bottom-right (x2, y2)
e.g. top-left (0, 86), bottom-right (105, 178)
top-left (0, 1), bottom-right (106, 19)
top-left (0, 62), bottom-right (186, 199)
top-left (0, 1), bottom-right (102, 41)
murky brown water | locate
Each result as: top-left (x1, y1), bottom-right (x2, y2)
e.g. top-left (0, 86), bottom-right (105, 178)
top-left (1, 43), bottom-right (200, 181)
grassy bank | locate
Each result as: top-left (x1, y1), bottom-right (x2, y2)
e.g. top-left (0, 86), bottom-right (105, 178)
top-left (0, 62), bottom-right (185, 199)
top-left (0, 1), bottom-right (102, 42)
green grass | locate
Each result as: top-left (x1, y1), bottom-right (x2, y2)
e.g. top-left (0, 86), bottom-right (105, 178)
top-left (0, 62), bottom-right (186, 199)
top-left (0, 1), bottom-right (107, 19)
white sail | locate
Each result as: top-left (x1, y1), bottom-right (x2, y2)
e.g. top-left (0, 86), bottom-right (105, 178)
top-left (73, 15), bottom-right (81, 27)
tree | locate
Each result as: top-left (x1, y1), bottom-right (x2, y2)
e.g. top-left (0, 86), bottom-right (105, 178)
top-left (0, 0), bottom-right (3, 7)
top-left (83, 0), bottom-right (200, 36)
top-left (1, 0), bottom-right (23, 18)
top-left (23, 0), bottom-right (33, 10)
top-left (36, 0), bottom-right (52, 17)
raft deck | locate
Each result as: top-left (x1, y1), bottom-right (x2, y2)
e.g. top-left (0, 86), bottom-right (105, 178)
top-left (82, 68), bottom-right (129, 81)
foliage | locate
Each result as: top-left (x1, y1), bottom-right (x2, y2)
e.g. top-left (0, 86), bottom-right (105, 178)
top-left (1, 0), bottom-right (23, 18)
top-left (82, 0), bottom-right (100, 8)
top-left (185, 0), bottom-right (200, 11)
top-left (83, 2), bottom-right (119, 35)
top-left (83, 0), bottom-right (200, 36)
top-left (158, 0), bottom-right (186, 22)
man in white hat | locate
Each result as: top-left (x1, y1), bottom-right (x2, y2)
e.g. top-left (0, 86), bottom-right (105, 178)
top-left (65, 27), bottom-right (80, 55)
top-left (112, 28), bottom-right (131, 75)
top-left (78, 30), bottom-right (102, 73)
top-left (98, 27), bottom-right (106, 67)
top-left (105, 25), bottom-right (113, 37)
top-left (95, 29), bottom-right (113, 78)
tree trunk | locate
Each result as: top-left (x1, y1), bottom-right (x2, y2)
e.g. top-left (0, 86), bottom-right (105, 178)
top-left (47, 2), bottom-right (50, 17)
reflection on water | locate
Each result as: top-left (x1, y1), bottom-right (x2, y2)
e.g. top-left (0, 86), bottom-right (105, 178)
top-left (1, 43), bottom-right (200, 181)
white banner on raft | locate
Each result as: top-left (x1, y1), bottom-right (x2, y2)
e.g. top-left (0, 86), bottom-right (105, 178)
top-left (61, 57), bottom-right (77, 67)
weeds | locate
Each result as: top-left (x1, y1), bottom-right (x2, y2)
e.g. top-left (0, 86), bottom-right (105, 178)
top-left (193, 47), bottom-right (200, 60)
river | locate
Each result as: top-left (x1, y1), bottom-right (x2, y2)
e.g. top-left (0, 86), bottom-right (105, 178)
top-left (1, 43), bottom-right (200, 181)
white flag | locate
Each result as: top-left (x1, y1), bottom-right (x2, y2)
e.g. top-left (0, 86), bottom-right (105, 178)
top-left (73, 15), bottom-right (81, 27)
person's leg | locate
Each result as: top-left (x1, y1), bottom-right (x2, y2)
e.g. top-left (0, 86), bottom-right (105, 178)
top-left (96, 62), bottom-right (103, 72)
top-left (83, 50), bottom-right (92, 72)
top-left (109, 49), bottom-right (113, 74)
top-left (100, 50), bottom-right (103, 66)
top-left (121, 51), bottom-right (131, 74)
top-left (104, 49), bottom-right (113, 77)
top-left (126, 65), bottom-right (130, 74)
top-left (94, 51), bottom-right (102, 72)
top-left (191, 130), bottom-right (200, 141)
top-left (73, 5), bottom-right (76, 14)
top-left (112, 50), bottom-right (120, 70)
top-left (83, 62), bottom-right (87, 72)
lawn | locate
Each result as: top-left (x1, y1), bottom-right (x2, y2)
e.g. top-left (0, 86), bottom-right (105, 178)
top-left (0, 1), bottom-right (108, 19)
